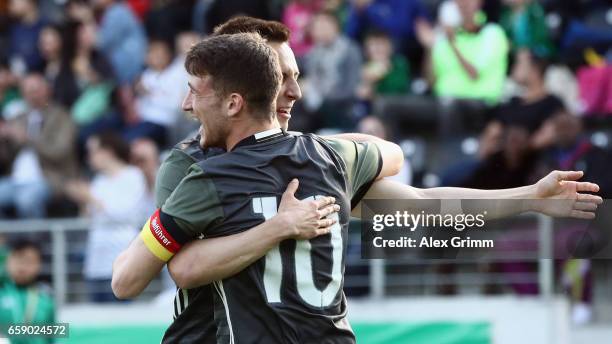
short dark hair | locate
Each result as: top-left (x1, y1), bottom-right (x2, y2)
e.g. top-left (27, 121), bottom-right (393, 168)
top-left (0, 57), bottom-right (9, 70)
top-left (313, 10), bottom-right (340, 27)
top-left (185, 33), bottom-right (282, 119)
top-left (94, 131), bottom-right (131, 163)
top-left (148, 37), bottom-right (176, 57)
top-left (526, 49), bottom-right (549, 77)
top-left (365, 29), bottom-right (391, 41)
top-left (213, 16), bottom-right (290, 43)
top-left (9, 238), bottom-right (41, 255)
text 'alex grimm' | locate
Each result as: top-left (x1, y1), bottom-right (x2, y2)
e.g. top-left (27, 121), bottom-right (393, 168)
top-left (369, 210), bottom-right (494, 249)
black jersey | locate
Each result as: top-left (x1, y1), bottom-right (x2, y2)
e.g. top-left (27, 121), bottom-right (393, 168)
top-left (154, 136), bottom-right (222, 344)
top-left (148, 128), bottom-right (381, 343)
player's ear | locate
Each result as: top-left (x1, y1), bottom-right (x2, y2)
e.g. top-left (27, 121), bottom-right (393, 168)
top-left (226, 93), bottom-right (244, 118)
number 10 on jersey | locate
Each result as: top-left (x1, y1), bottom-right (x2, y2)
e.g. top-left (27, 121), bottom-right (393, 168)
top-left (252, 196), bottom-right (343, 308)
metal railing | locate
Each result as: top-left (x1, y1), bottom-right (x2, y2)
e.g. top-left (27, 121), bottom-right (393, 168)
top-left (0, 214), bottom-right (555, 306)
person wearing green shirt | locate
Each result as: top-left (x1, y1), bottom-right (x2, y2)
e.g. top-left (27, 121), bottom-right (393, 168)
top-left (431, 0), bottom-right (509, 104)
top-left (0, 61), bottom-right (20, 116)
top-left (500, 0), bottom-right (555, 59)
top-left (0, 239), bottom-right (55, 344)
top-left (358, 30), bottom-right (410, 99)
top-left (356, 30), bottom-right (410, 119)
top-left (0, 239), bottom-right (7, 284)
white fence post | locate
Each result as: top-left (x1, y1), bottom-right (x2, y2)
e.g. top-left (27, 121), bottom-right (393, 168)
top-left (537, 214), bottom-right (554, 299)
top-left (370, 259), bottom-right (385, 299)
top-left (51, 226), bottom-right (67, 306)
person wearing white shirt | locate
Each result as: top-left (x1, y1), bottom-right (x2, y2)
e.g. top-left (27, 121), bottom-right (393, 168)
top-left (66, 131), bottom-right (148, 302)
top-left (126, 39), bottom-right (188, 146)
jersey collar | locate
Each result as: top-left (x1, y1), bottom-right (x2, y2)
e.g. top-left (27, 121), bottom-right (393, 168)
top-left (234, 128), bottom-right (287, 149)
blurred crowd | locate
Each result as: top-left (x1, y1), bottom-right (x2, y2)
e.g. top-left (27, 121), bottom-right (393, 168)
top-left (0, 0), bottom-right (610, 324)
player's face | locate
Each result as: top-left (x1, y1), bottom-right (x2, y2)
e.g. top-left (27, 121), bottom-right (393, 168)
top-left (269, 42), bottom-right (302, 130)
top-left (182, 74), bottom-right (228, 148)
top-left (7, 247), bottom-right (41, 286)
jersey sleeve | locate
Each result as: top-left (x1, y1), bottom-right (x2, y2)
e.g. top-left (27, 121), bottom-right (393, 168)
top-left (141, 164), bottom-right (224, 262)
top-left (155, 149), bottom-right (195, 208)
top-left (323, 138), bottom-right (383, 208)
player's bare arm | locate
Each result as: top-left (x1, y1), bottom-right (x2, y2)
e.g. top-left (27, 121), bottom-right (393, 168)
top-left (325, 133), bottom-right (404, 180)
top-left (353, 170), bottom-right (602, 220)
top-left (168, 179), bottom-right (339, 289)
top-left (111, 179), bottom-right (338, 299)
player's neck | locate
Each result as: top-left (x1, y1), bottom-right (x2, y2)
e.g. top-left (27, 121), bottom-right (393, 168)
top-left (225, 116), bottom-right (281, 151)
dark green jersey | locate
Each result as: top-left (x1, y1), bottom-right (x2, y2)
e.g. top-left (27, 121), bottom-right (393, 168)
top-left (154, 137), bottom-right (222, 344)
top-left (0, 280), bottom-right (55, 344)
top-left (155, 136), bottom-right (216, 209)
top-left (155, 129), bottom-right (381, 344)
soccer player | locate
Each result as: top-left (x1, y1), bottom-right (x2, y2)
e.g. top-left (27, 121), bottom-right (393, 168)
top-left (113, 17), bottom-right (405, 343)
top-left (127, 31), bottom-right (601, 343)
top-left (113, 17), bottom-right (602, 344)
top-left (116, 31), bottom-right (386, 343)
top-left (112, 17), bottom-right (405, 343)
top-left (162, 18), bottom-right (602, 293)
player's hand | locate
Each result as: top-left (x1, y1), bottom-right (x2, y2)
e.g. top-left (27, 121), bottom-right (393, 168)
top-left (276, 179), bottom-right (340, 240)
top-left (532, 170), bottom-right (602, 219)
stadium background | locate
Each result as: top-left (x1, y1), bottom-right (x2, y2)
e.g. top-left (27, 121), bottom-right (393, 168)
top-left (0, 0), bottom-right (611, 343)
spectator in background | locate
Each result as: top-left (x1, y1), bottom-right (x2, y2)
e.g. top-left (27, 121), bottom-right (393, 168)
top-left (144, 0), bottom-right (195, 43)
top-left (0, 74), bottom-right (78, 218)
top-left (546, 0), bottom-right (612, 59)
top-left (300, 11), bottom-right (362, 131)
top-left (8, 0), bottom-right (46, 74)
top-left (84, 0), bottom-right (147, 85)
top-left (442, 49), bottom-right (562, 187)
top-left (282, 0), bottom-right (324, 62)
top-left (90, 0), bottom-right (146, 86)
top-left (40, 20), bottom-right (116, 119)
top-left (486, 49), bottom-right (564, 154)
top-left (0, 59), bottom-right (19, 115)
top-left (0, 61), bottom-right (20, 179)
top-left (165, 31), bottom-right (201, 142)
top-left (126, 0), bottom-right (151, 20)
top-left (358, 115), bottom-right (412, 185)
top-left (460, 120), bottom-right (540, 189)
top-left (174, 31), bottom-right (201, 60)
top-left (127, 38), bottom-right (185, 146)
top-left (417, 0), bottom-right (509, 135)
top-left (522, 113), bottom-right (611, 324)
top-left (546, 113), bottom-right (612, 324)
top-left (130, 138), bottom-right (159, 216)
top-left (500, 0), bottom-right (555, 58)
top-left (345, 0), bottom-right (429, 68)
top-left (433, 0), bottom-right (508, 103)
top-left (0, 239), bottom-right (55, 334)
top-left (204, 0), bottom-right (275, 34)
top-left (356, 30), bottom-right (410, 115)
top-left (540, 113), bottom-right (612, 202)
top-left (66, 132), bottom-right (147, 302)
top-left (66, 0), bottom-right (143, 128)
top-left (38, 24), bottom-right (62, 83)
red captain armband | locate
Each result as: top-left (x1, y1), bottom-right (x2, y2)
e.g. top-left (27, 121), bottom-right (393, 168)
top-left (140, 209), bottom-right (189, 262)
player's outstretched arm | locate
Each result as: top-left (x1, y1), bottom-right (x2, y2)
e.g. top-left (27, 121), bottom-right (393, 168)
top-left (354, 170), bottom-right (602, 220)
top-left (168, 179), bottom-right (339, 289)
top-left (112, 236), bottom-right (165, 299)
top-left (324, 133), bottom-right (404, 179)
